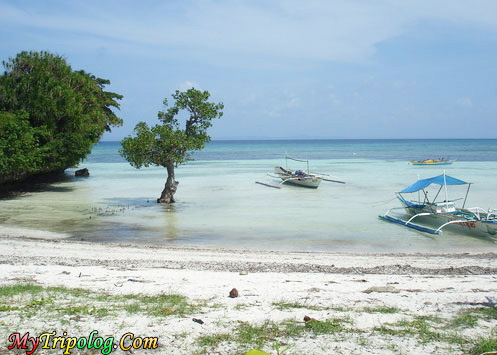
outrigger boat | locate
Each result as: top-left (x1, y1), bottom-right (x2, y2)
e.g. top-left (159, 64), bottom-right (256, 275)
top-left (379, 173), bottom-right (497, 237)
top-left (409, 159), bottom-right (456, 166)
top-left (273, 165), bottom-right (322, 188)
top-left (256, 156), bottom-right (345, 189)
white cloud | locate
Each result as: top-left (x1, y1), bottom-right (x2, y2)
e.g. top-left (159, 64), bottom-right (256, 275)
top-left (457, 97), bottom-right (473, 108)
top-left (179, 81), bottom-right (200, 91)
top-left (2, 1), bottom-right (497, 64)
top-left (263, 94), bottom-right (301, 118)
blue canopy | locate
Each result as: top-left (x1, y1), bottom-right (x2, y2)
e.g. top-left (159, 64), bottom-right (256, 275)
top-left (400, 174), bottom-right (468, 193)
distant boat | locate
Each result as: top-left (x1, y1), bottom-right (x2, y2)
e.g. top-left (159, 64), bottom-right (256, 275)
top-left (379, 172), bottom-right (497, 238)
top-left (410, 159), bottom-right (456, 166)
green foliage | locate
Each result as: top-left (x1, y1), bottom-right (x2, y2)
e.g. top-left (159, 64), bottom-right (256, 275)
top-left (0, 283), bottom-right (199, 319)
top-left (120, 88), bottom-right (223, 169)
top-left (304, 318), bottom-right (349, 334)
top-left (361, 306), bottom-right (403, 314)
top-left (0, 111), bottom-right (40, 176)
top-left (236, 321), bottom-right (279, 348)
top-left (0, 51), bottom-right (122, 182)
top-left (450, 312), bottom-right (479, 328)
top-left (197, 333), bottom-right (232, 347)
top-left (470, 335), bottom-right (497, 355)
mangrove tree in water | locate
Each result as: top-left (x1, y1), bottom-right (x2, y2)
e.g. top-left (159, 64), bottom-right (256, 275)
top-left (119, 88), bottom-right (224, 203)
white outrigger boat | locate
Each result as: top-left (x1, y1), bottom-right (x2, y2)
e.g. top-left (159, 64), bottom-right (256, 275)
top-left (379, 173), bottom-right (497, 237)
top-left (273, 165), bottom-right (322, 188)
top-left (256, 156), bottom-right (345, 189)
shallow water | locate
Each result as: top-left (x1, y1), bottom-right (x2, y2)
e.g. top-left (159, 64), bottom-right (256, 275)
top-left (1, 140), bottom-right (497, 252)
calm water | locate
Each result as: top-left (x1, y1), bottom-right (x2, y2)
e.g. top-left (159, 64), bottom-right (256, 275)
top-left (1, 139), bottom-right (497, 252)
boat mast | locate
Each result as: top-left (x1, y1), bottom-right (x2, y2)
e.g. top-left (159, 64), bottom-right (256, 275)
top-left (462, 183), bottom-right (472, 209)
top-left (443, 170), bottom-right (449, 209)
top-left (417, 174), bottom-right (420, 203)
top-left (433, 185), bottom-right (443, 203)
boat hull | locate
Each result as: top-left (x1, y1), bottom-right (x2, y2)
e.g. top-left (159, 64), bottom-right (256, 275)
top-left (281, 178), bottom-right (321, 188)
top-left (274, 166), bottom-right (322, 188)
top-left (410, 160), bottom-right (456, 166)
top-left (401, 203), bottom-right (497, 238)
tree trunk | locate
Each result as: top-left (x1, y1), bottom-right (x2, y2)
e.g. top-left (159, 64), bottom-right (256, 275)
top-left (157, 163), bottom-right (179, 203)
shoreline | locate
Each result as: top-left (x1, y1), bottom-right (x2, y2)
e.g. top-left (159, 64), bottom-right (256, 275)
top-left (1, 234), bottom-right (497, 354)
top-left (2, 234), bottom-right (497, 275)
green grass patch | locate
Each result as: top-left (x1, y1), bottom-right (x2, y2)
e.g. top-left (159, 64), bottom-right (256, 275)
top-left (234, 303), bottom-right (248, 311)
top-left (472, 306), bottom-right (497, 320)
top-left (122, 293), bottom-right (197, 316)
top-left (447, 306), bottom-right (497, 330)
top-left (0, 305), bottom-right (20, 311)
top-left (272, 301), bottom-right (324, 311)
top-left (232, 317), bottom-right (353, 348)
top-left (361, 306), bottom-right (402, 314)
top-left (236, 321), bottom-right (279, 348)
top-left (304, 318), bottom-right (349, 335)
top-left (374, 315), bottom-right (470, 346)
top-left (271, 301), bottom-right (356, 314)
top-left (59, 305), bottom-right (112, 318)
top-left (469, 336), bottom-right (497, 355)
top-left (0, 284), bottom-right (45, 297)
top-left (449, 313), bottom-right (479, 328)
top-left (197, 333), bottom-right (232, 347)
top-left (0, 283), bottom-right (200, 319)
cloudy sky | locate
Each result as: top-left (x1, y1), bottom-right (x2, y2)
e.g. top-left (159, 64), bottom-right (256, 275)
top-left (1, 0), bottom-right (496, 139)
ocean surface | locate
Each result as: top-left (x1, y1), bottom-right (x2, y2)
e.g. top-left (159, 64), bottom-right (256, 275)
top-left (2, 139), bottom-right (497, 253)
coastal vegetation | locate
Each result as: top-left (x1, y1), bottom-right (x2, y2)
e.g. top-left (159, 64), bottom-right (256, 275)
top-left (120, 88), bottom-right (224, 203)
top-left (1, 283), bottom-right (495, 354)
top-left (0, 51), bottom-right (122, 184)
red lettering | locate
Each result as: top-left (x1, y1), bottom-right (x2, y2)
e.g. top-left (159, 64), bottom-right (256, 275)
top-left (8, 332), bottom-right (29, 350)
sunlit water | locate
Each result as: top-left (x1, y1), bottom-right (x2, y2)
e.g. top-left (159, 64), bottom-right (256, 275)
top-left (1, 140), bottom-right (497, 252)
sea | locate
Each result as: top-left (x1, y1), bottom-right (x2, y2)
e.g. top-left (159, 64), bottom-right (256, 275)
top-left (1, 139), bottom-right (497, 253)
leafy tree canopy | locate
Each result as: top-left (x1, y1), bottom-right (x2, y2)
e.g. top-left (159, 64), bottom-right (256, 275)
top-left (120, 88), bottom-right (224, 203)
top-left (0, 51), bottom-right (123, 182)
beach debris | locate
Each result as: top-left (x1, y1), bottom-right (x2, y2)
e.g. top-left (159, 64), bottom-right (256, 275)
top-left (307, 287), bottom-right (321, 292)
top-left (114, 282), bottom-right (123, 287)
top-left (192, 318), bottom-right (204, 325)
top-left (127, 278), bottom-right (143, 283)
top-left (405, 288), bottom-right (423, 293)
top-left (229, 288), bottom-right (239, 298)
top-left (239, 270), bottom-right (248, 275)
top-left (303, 315), bottom-right (317, 323)
top-left (61, 271), bottom-right (70, 275)
top-left (363, 285), bottom-right (400, 294)
top-left (75, 168), bottom-right (90, 177)
top-left (161, 308), bottom-right (173, 315)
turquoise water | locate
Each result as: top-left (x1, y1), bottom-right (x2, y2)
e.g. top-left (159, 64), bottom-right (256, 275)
top-left (1, 139), bottom-right (497, 252)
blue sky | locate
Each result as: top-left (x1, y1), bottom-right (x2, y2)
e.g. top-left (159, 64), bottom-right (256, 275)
top-left (1, 0), bottom-right (496, 139)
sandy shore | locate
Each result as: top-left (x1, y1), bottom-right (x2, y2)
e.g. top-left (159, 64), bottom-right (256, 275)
top-left (1, 234), bottom-right (496, 354)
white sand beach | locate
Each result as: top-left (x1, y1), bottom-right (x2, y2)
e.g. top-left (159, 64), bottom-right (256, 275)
top-left (1, 233), bottom-right (496, 354)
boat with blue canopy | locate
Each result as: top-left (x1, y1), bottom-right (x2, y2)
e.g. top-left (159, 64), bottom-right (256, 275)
top-left (379, 172), bottom-right (497, 237)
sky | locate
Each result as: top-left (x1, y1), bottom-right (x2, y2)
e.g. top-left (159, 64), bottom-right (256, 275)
top-left (1, 0), bottom-right (497, 140)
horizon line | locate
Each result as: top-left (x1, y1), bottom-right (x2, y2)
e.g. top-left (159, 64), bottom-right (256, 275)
top-left (100, 137), bottom-right (497, 142)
